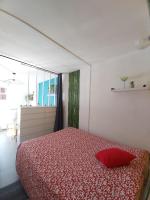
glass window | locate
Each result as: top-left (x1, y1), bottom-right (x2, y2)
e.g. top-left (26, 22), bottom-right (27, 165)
top-left (38, 75), bottom-right (57, 107)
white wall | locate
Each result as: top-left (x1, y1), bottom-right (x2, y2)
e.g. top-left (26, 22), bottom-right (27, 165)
top-left (79, 48), bottom-right (150, 151)
top-left (62, 74), bottom-right (69, 127)
top-left (79, 66), bottom-right (91, 130)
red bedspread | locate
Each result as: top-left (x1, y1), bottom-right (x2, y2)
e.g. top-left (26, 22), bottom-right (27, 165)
top-left (16, 128), bottom-right (149, 200)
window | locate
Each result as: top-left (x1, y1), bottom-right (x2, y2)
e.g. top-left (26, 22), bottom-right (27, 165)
top-left (0, 87), bottom-right (6, 100)
top-left (38, 77), bottom-right (57, 107)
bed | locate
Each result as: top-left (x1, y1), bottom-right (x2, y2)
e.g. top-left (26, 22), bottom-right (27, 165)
top-left (16, 128), bottom-right (149, 200)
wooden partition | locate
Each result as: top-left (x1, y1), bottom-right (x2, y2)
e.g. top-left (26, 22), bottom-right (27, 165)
top-left (18, 106), bottom-right (56, 142)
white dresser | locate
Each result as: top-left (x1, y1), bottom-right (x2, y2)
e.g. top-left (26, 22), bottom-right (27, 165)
top-left (17, 106), bottom-right (56, 142)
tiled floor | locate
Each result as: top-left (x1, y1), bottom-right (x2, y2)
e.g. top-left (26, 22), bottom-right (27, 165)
top-left (0, 131), bottom-right (19, 188)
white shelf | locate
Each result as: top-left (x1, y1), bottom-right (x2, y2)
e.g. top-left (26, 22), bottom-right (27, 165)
top-left (111, 87), bottom-right (150, 92)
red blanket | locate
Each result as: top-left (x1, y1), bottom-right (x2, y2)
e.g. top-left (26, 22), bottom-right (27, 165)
top-left (16, 128), bottom-right (149, 200)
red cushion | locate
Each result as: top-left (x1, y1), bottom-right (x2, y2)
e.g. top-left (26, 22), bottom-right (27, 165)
top-left (95, 147), bottom-right (136, 168)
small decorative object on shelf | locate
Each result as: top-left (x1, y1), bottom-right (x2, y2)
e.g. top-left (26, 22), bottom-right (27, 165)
top-left (120, 76), bottom-right (128, 88)
top-left (143, 84), bottom-right (147, 87)
top-left (130, 81), bottom-right (135, 88)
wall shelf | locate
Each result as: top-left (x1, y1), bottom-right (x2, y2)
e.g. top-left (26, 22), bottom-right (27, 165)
top-left (111, 87), bottom-right (150, 92)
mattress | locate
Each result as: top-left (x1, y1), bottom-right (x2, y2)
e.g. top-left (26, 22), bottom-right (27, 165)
top-left (16, 128), bottom-right (149, 200)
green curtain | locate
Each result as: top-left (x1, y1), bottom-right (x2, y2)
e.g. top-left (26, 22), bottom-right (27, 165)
top-left (68, 70), bottom-right (80, 128)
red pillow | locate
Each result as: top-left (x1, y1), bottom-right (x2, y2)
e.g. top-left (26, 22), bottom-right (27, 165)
top-left (95, 147), bottom-right (136, 168)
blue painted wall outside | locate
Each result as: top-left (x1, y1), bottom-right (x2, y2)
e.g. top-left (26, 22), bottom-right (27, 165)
top-left (38, 82), bottom-right (43, 106)
top-left (44, 80), bottom-right (49, 106)
top-left (38, 77), bottom-right (57, 107)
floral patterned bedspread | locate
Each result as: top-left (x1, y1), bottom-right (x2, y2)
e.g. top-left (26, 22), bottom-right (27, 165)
top-left (16, 128), bottom-right (149, 200)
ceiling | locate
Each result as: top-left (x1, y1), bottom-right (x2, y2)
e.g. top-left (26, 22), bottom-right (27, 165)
top-left (0, 0), bottom-right (149, 73)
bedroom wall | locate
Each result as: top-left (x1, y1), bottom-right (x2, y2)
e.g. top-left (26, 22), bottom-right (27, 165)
top-left (79, 66), bottom-right (91, 130)
top-left (79, 48), bottom-right (150, 151)
top-left (62, 74), bottom-right (69, 127)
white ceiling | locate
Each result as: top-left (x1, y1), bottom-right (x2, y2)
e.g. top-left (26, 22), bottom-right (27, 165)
top-left (0, 0), bottom-right (149, 73)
